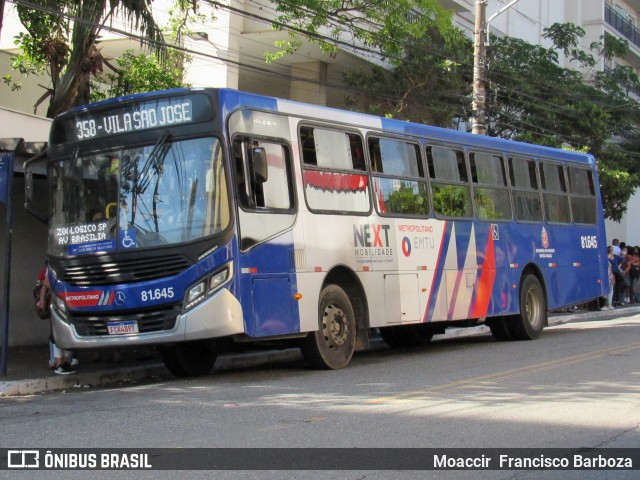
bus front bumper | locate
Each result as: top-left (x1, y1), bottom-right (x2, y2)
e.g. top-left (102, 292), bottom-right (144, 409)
top-left (51, 288), bottom-right (245, 349)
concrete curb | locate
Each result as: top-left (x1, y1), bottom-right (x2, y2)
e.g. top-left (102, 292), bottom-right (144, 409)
top-left (0, 363), bottom-right (170, 397)
top-left (2, 307), bottom-right (638, 397)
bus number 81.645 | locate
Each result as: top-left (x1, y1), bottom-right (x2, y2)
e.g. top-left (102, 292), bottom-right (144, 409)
top-left (141, 287), bottom-right (175, 302)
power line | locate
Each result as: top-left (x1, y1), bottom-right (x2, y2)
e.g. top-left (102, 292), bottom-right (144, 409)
top-left (5, 0), bottom-right (640, 149)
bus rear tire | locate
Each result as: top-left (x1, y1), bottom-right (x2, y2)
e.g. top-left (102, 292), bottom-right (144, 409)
top-left (159, 340), bottom-right (217, 377)
top-left (508, 274), bottom-right (546, 340)
top-left (301, 285), bottom-right (356, 370)
top-left (487, 317), bottom-right (514, 341)
top-left (380, 324), bottom-right (434, 348)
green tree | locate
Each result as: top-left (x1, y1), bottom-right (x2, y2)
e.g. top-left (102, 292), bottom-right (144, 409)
top-left (343, 25), bottom-right (472, 127)
top-left (6, 0), bottom-right (169, 118)
top-left (266, 0), bottom-right (455, 63)
top-left (90, 50), bottom-right (187, 102)
top-left (346, 20), bottom-right (640, 221)
top-left (486, 24), bottom-right (640, 220)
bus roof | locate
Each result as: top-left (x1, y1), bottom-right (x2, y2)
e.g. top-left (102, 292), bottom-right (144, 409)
top-left (215, 88), bottom-right (595, 166)
top-left (63, 87), bottom-right (595, 166)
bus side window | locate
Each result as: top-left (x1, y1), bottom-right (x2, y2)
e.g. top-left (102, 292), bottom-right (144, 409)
top-left (299, 125), bottom-right (369, 213)
top-left (427, 146), bottom-right (472, 218)
top-left (233, 139), bottom-right (252, 207)
top-left (470, 152), bottom-right (512, 221)
top-left (369, 136), bottom-right (429, 216)
top-left (300, 127), bottom-right (317, 166)
top-left (540, 162), bottom-right (571, 223)
top-left (568, 166), bottom-right (597, 224)
top-left (509, 156), bottom-right (542, 222)
top-left (255, 140), bottom-right (293, 209)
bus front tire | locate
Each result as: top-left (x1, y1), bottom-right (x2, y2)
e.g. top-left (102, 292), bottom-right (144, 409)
top-left (159, 340), bottom-right (217, 377)
top-left (301, 285), bottom-right (356, 370)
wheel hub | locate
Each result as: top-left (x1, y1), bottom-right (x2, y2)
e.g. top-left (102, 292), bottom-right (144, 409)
top-left (323, 304), bottom-right (349, 347)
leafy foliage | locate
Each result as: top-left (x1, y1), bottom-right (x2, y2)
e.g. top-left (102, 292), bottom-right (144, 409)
top-left (90, 50), bottom-right (187, 102)
top-left (382, 181), bottom-right (430, 216)
top-left (6, 0), bottom-right (168, 117)
top-left (486, 24), bottom-right (640, 220)
top-left (343, 25), bottom-right (472, 127)
top-left (347, 20), bottom-right (640, 221)
top-left (266, 0), bottom-right (454, 63)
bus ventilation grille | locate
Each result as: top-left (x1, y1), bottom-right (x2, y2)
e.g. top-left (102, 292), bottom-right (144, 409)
top-left (70, 304), bottom-right (181, 336)
top-left (58, 254), bottom-right (192, 286)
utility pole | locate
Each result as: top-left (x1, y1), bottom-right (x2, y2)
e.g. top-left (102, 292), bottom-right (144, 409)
top-left (472, 0), bottom-right (487, 135)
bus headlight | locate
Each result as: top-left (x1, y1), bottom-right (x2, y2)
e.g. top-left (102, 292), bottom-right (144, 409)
top-left (186, 281), bottom-right (206, 305)
top-left (183, 263), bottom-right (232, 312)
top-left (53, 294), bottom-right (68, 320)
top-left (209, 269), bottom-right (228, 290)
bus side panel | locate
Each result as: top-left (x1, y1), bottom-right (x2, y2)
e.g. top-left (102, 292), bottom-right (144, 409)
top-left (237, 231), bottom-right (301, 337)
top-left (538, 224), bottom-right (606, 310)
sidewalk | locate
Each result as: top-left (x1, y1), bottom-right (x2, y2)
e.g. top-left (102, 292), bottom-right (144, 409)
top-left (2, 305), bottom-right (639, 397)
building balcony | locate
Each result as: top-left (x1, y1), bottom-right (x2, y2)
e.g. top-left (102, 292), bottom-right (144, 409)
top-left (605, 3), bottom-right (640, 50)
top-left (603, 64), bottom-right (640, 99)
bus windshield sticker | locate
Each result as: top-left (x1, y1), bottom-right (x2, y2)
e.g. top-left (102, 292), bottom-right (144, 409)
top-left (55, 221), bottom-right (110, 246)
top-left (68, 240), bottom-right (115, 256)
top-left (120, 229), bottom-right (137, 249)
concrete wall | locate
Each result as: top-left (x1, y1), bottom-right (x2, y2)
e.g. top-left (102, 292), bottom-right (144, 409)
top-left (0, 172), bottom-right (50, 347)
top-left (0, 108), bottom-right (52, 347)
top-left (0, 106), bottom-right (51, 141)
top-left (605, 189), bottom-right (640, 247)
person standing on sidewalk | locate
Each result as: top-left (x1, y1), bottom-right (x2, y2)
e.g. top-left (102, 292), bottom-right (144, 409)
top-left (35, 262), bottom-right (76, 375)
top-left (626, 247), bottom-right (640, 304)
top-left (609, 247), bottom-right (626, 307)
top-left (602, 246), bottom-right (615, 310)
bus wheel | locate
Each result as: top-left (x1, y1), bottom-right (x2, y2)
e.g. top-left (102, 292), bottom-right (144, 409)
top-left (380, 324), bottom-right (434, 348)
top-left (301, 285), bottom-right (356, 370)
top-left (487, 318), bottom-right (513, 341)
top-left (158, 340), bottom-right (217, 377)
top-left (508, 274), bottom-right (546, 340)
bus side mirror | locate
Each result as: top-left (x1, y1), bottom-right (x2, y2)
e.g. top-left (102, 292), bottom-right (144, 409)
top-left (251, 147), bottom-right (268, 183)
top-left (25, 169), bottom-right (33, 205)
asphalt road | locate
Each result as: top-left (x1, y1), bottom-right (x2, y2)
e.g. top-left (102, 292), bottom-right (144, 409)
top-left (2, 314), bottom-right (639, 480)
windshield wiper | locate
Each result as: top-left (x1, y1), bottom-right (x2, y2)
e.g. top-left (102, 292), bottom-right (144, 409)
top-left (129, 132), bottom-right (171, 230)
top-left (136, 131), bottom-right (171, 195)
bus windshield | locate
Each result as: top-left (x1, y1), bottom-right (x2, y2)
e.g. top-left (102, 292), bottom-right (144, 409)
top-left (48, 137), bottom-right (229, 256)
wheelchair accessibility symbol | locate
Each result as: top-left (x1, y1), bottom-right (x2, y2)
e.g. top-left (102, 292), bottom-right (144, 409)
top-left (120, 229), bottom-right (137, 249)
top-left (491, 224), bottom-right (499, 241)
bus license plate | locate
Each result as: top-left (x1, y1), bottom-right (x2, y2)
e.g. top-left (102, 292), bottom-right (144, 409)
top-left (107, 321), bottom-right (139, 335)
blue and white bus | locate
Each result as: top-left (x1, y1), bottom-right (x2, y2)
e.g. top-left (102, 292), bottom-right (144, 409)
top-left (28, 88), bottom-right (608, 376)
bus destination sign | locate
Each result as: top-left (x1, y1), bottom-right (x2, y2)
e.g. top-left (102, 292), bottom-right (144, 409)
top-left (66, 95), bottom-right (207, 142)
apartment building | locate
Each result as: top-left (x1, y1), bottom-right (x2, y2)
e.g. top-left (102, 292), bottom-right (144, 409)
top-left (0, 1), bottom-right (581, 116)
